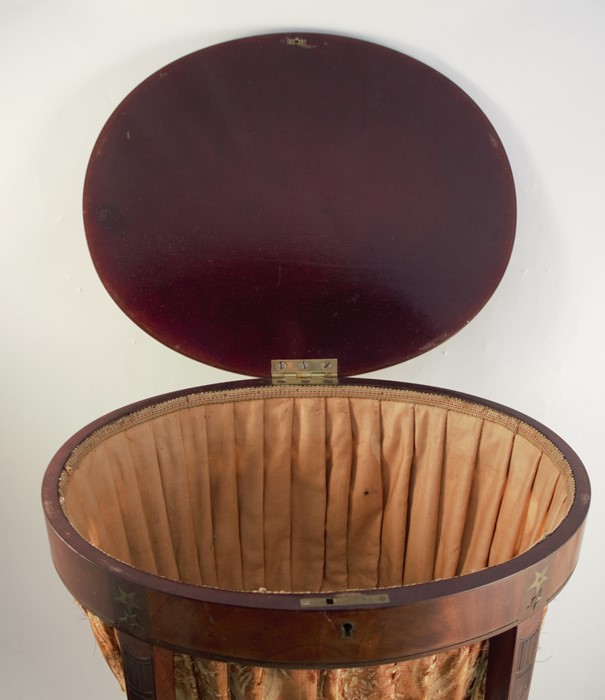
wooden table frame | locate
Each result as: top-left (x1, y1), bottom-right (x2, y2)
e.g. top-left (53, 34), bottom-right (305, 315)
top-left (43, 378), bottom-right (590, 700)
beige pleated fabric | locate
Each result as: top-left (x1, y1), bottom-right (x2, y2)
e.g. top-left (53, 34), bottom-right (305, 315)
top-left (63, 385), bottom-right (574, 700)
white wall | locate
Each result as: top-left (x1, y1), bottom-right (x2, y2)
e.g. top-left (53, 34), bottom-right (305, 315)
top-left (1, 1), bottom-right (603, 698)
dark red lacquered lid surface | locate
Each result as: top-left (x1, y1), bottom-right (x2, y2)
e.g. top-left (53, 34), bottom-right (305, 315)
top-left (84, 32), bottom-right (516, 377)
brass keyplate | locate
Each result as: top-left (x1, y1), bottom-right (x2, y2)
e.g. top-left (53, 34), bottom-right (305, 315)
top-left (299, 593), bottom-right (390, 608)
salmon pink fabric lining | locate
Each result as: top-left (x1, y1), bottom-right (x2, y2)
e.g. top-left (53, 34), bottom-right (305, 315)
top-left (62, 390), bottom-right (571, 590)
top-left (61, 386), bottom-right (573, 699)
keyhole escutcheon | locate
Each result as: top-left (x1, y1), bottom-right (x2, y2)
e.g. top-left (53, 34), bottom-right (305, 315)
top-left (340, 622), bottom-right (355, 639)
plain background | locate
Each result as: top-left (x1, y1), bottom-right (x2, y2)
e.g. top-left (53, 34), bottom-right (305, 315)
top-left (1, 1), bottom-right (603, 697)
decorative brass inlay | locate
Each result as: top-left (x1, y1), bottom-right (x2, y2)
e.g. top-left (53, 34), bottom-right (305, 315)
top-left (300, 593), bottom-right (389, 608)
top-left (115, 584), bottom-right (144, 633)
top-left (527, 567), bottom-right (549, 611)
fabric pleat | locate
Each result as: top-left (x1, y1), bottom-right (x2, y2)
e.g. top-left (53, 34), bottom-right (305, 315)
top-left (234, 400), bottom-right (266, 591)
top-left (152, 415), bottom-right (202, 583)
top-left (64, 464), bottom-right (111, 554)
top-left (544, 475), bottom-right (569, 534)
top-left (62, 391), bottom-right (574, 607)
top-left (457, 422), bottom-right (513, 575)
top-left (323, 397), bottom-right (353, 590)
top-left (488, 435), bottom-right (541, 566)
top-left (204, 403), bottom-right (243, 590)
top-left (377, 401), bottom-right (414, 587)
top-left (100, 433), bottom-right (159, 572)
top-left (517, 453), bottom-right (560, 553)
top-left (178, 406), bottom-right (218, 586)
top-left (290, 398), bottom-right (327, 592)
top-left (262, 398), bottom-right (293, 592)
top-left (434, 412), bottom-right (482, 580)
top-left (347, 398), bottom-right (383, 588)
top-left (403, 405), bottom-right (447, 584)
top-left (90, 446), bottom-right (134, 563)
top-left (123, 423), bottom-right (179, 578)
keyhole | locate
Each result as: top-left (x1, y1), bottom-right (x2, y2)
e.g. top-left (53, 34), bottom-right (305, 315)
top-left (340, 622), bottom-right (355, 639)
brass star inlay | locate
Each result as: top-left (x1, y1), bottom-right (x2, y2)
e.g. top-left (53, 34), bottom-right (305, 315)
top-left (119, 612), bottom-right (143, 633)
top-left (528, 569), bottom-right (548, 593)
top-left (115, 585), bottom-right (141, 614)
top-left (528, 591), bottom-right (542, 611)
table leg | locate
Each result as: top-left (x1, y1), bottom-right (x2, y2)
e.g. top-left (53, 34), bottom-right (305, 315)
top-left (485, 609), bottom-right (544, 700)
top-left (117, 631), bottom-right (174, 700)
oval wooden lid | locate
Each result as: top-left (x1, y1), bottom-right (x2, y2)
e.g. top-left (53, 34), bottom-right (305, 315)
top-left (84, 33), bottom-right (516, 377)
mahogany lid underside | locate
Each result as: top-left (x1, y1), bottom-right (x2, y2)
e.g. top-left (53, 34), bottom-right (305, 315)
top-left (84, 33), bottom-right (516, 377)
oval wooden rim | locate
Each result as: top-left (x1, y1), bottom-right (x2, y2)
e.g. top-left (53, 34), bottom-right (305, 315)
top-left (42, 378), bottom-right (590, 667)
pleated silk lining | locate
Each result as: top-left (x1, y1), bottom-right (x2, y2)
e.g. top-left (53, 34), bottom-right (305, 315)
top-left (61, 385), bottom-right (574, 699)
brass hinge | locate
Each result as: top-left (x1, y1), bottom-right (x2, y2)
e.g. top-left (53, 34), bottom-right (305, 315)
top-left (271, 359), bottom-right (338, 385)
